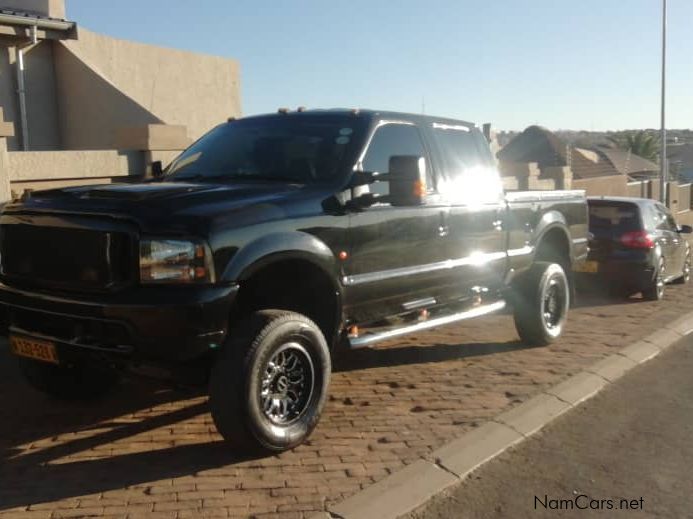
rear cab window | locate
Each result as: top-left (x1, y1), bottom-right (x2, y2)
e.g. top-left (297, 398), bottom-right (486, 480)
top-left (429, 123), bottom-right (503, 204)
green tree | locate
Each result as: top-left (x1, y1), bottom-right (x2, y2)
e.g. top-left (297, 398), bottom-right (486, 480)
top-left (606, 131), bottom-right (660, 162)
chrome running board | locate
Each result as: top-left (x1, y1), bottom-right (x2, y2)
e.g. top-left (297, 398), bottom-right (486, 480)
top-left (348, 300), bottom-right (506, 349)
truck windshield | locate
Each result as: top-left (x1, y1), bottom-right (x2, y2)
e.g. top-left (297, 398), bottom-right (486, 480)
top-left (165, 116), bottom-right (366, 184)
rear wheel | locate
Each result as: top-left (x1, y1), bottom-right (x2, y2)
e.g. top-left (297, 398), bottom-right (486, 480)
top-left (512, 262), bottom-right (569, 346)
top-left (643, 258), bottom-right (665, 300)
top-left (209, 310), bottom-right (331, 452)
top-left (19, 358), bottom-right (119, 400)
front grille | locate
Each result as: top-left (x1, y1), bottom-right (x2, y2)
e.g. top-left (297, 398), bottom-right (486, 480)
top-left (0, 224), bottom-right (134, 291)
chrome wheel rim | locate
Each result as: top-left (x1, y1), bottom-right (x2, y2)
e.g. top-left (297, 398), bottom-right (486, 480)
top-left (260, 342), bottom-right (314, 425)
top-left (684, 251), bottom-right (691, 282)
top-left (542, 277), bottom-right (565, 330)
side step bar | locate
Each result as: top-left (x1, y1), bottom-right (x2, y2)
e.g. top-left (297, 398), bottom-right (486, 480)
top-left (348, 300), bottom-right (506, 349)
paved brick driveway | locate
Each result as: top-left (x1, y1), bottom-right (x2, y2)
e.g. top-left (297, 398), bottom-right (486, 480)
top-left (1, 283), bottom-right (691, 518)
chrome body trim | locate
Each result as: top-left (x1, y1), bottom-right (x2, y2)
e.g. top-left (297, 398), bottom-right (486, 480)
top-left (343, 251), bottom-right (508, 286)
top-left (402, 297), bottom-right (437, 310)
top-left (349, 300), bottom-right (506, 348)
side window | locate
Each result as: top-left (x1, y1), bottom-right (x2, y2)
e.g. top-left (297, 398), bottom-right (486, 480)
top-left (666, 213), bottom-right (678, 231)
top-left (656, 205), bottom-right (676, 231)
top-left (362, 123), bottom-right (429, 197)
top-left (431, 125), bottom-right (502, 204)
top-left (642, 205), bottom-right (659, 230)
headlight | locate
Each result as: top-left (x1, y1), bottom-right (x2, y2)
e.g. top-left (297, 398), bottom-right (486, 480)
top-left (139, 239), bottom-right (215, 284)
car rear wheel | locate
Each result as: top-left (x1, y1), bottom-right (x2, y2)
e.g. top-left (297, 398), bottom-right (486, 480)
top-left (209, 310), bottom-right (331, 452)
top-left (673, 247), bottom-right (691, 285)
top-left (512, 261), bottom-right (569, 346)
top-left (643, 258), bottom-right (665, 300)
top-left (18, 358), bottom-right (119, 400)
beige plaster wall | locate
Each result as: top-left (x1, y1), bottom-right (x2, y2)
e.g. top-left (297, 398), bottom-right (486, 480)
top-left (0, 140), bottom-right (145, 202)
top-left (0, 46), bottom-right (18, 150)
top-left (0, 40), bottom-right (62, 151)
top-left (7, 149), bottom-right (144, 182)
top-left (23, 41), bottom-right (61, 150)
top-left (55, 27), bottom-right (241, 149)
top-left (573, 176), bottom-right (628, 197)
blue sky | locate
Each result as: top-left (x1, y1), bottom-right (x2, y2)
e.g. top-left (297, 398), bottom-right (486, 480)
top-left (67, 0), bottom-right (693, 131)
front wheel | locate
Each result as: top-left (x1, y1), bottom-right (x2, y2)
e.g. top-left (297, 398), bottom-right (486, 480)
top-left (209, 310), bottom-right (331, 452)
top-left (512, 262), bottom-right (569, 346)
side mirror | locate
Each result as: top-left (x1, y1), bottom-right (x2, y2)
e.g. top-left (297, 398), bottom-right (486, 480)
top-left (150, 160), bottom-right (164, 178)
top-left (678, 224), bottom-right (693, 234)
top-left (388, 155), bottom-right (427, 207)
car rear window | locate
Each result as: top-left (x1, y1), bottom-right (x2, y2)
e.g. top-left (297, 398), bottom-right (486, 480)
top-left (588, 202), bottom-right (642, 233)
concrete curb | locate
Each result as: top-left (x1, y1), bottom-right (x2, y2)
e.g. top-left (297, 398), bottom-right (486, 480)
top-left (312, 313), bottom-right (693, 519)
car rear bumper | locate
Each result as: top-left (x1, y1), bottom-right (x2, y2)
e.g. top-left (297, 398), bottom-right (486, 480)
top-left (0, 282), bottom-right (238, 364)
top-left (576, 259), bottom-right (655, 290)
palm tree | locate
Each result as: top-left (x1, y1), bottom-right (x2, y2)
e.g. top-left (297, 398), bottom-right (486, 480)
top-left (606, 131), bottom-right (660, 162)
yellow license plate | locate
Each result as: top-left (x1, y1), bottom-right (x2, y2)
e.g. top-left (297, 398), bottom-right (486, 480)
top-left (574, 260), bottom-right (599, 273)
top-left (10, 335), bottom-right (59, 364)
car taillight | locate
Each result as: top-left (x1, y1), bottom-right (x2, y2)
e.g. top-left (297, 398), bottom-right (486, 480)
top-left (620, 230), bottom-right (654, 249)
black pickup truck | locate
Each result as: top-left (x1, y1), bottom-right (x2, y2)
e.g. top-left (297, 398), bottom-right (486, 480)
top-left (0, 109), bottom-right (588, 452)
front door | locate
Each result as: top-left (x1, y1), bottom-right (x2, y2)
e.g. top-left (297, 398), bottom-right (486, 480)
top-left (656, 203), bottom-right (684, 278)
top-left (342, 121), bottom-right (451, 324)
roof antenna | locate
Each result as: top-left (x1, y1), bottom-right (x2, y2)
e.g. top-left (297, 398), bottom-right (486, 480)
top-left (421, 96), bottom-right (426, 115)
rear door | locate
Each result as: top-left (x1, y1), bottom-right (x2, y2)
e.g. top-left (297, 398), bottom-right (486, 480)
top-left (425, 122), bottom-right (508, 301)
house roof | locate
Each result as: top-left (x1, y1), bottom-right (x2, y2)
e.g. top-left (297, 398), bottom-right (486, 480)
top-left (595, 147), bottom-right (659, 176)
top-left (497, 125), bottom-right (620, 179)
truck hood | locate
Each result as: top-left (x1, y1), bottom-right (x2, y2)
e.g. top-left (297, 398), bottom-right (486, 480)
top-left (8, 181), bottom-right (328, 236)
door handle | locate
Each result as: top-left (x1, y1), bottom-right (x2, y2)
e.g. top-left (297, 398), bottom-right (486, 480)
top-left (438, 211), bottom-right (449, 237)
top-left (493, 208), bottom-right (505, 231)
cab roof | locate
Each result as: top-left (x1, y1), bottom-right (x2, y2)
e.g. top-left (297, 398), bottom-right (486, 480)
top-left (239, 108), bottom-right (477, 130)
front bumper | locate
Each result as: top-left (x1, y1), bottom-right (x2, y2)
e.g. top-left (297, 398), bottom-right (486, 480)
top-left (0, 282), bottom-right (239, 364)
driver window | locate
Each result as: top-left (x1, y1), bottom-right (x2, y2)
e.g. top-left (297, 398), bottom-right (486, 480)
top-left (361, 123), bottom-right (430, 197)
top-left (656, 205), bottom-right (676, 231)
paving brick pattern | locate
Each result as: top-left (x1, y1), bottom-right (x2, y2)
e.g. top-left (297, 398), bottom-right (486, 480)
top-left (1, 283), bottom-right (691, 518)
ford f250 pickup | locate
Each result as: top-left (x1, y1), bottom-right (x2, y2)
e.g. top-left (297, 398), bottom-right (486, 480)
top-left (0, 109), bottom-right (588, 452)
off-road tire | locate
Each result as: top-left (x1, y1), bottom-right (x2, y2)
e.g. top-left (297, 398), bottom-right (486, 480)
top-left (18, 358), bottom-right (119, 400)
top-left (512, 262), bottom-right (569, 346)
top-left (209, 310), bottom-right (331, 453)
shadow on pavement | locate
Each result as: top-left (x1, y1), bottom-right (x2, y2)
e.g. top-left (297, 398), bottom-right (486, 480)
top-left (574, 289), bottom-right (645, 308)
top-left (0, 440), bottom-right (258, 510)
top-left (334, 339), bottom-right (533, 373)
top-left (0, 343), bottom-right (265, 511)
